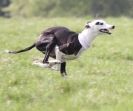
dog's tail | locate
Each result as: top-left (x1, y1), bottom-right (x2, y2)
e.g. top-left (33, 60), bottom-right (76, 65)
top-left (7, 43), bottom-right (36, 54)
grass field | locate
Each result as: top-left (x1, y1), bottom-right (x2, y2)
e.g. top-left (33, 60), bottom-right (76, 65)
top-left (0, 17), bottom-right (133, 111)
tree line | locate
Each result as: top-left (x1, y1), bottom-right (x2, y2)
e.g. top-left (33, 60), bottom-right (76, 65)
top-left (1, 0), bottom-right (133, 17)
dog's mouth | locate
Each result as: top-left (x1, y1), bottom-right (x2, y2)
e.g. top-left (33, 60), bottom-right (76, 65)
top-left (99, 29), bottom-right (112, 35)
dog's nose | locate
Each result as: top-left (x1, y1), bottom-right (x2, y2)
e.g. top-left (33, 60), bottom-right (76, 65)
top-left (112, 25), bottom-right (115, 29)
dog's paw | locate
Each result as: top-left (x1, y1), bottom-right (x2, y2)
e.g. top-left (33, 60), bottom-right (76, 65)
top-left (49, 60), bottom-right (61, 66)
top-left (32, 61), bottom-right (50, 68)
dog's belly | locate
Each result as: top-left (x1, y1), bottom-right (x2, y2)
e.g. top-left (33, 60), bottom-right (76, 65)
top-left (62, 47), bottom-right (85, 60)
top-left (62, 54), bottom-right (78, 60)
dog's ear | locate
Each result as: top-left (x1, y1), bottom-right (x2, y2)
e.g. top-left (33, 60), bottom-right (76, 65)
top-left (85, 21), bottom-right (91, 28)
top-left (85, 24), bottom-right (91, 28)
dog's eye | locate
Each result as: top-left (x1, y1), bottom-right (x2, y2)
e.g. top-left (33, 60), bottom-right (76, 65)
top-left (96, 22), bottom-right (104, 25)
top-left (96, 22), bottom-right (100, 25)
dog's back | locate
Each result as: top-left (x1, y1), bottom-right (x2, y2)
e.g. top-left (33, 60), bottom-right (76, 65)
top-left (40, 27), bottom-right (78, 46)
top-left (38, 26), bottom-right (81, 55)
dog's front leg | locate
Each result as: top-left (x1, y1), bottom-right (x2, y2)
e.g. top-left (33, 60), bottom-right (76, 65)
top-left (60, 62), bottom-right (67, 77)
top-left (55, 46), bottom-right (67, 76)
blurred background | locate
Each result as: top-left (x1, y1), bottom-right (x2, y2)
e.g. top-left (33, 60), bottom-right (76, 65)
top-left (1, 0), bottom-right (133, 18)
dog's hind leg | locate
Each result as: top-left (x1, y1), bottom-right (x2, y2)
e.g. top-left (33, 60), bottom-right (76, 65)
top-left (43, 37), bottom-right (56, 63)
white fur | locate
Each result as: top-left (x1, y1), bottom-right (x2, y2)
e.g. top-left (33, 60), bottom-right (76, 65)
top-left (78, 19), bottom-right (114, 49)
top-left (78, 29), bottom-right (97, 49)
top-left (89, 19), bottom-right (113, 30)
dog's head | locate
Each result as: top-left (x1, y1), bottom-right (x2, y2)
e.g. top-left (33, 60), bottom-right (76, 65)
top-left (85, 19), bottom-right (115, 35)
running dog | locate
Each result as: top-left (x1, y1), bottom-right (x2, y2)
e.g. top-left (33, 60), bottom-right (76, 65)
top-left (7, 19), bottom-right (115, 76)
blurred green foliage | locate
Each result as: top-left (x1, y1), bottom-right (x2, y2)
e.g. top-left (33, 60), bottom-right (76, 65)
top-left (1, 0), bottom-right (133, 17)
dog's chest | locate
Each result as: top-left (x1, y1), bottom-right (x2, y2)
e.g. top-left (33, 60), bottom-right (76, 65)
top-left (55, 46), bottom-right (85, 61)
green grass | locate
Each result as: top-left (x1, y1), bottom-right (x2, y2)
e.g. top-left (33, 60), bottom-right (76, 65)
top-left (0, 17), bottom-right (133, 111)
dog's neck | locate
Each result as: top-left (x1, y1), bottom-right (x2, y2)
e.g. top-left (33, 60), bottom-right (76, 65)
top-left (78, 28), bottom-right (98, 49)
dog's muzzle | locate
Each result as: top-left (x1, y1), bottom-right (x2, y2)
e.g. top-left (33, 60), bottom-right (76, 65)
top-left (99, 25), bottom-right (115, 35)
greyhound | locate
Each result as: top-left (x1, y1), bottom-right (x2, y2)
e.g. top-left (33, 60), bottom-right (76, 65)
top-left (7, 19), bottom-right (115, 76)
